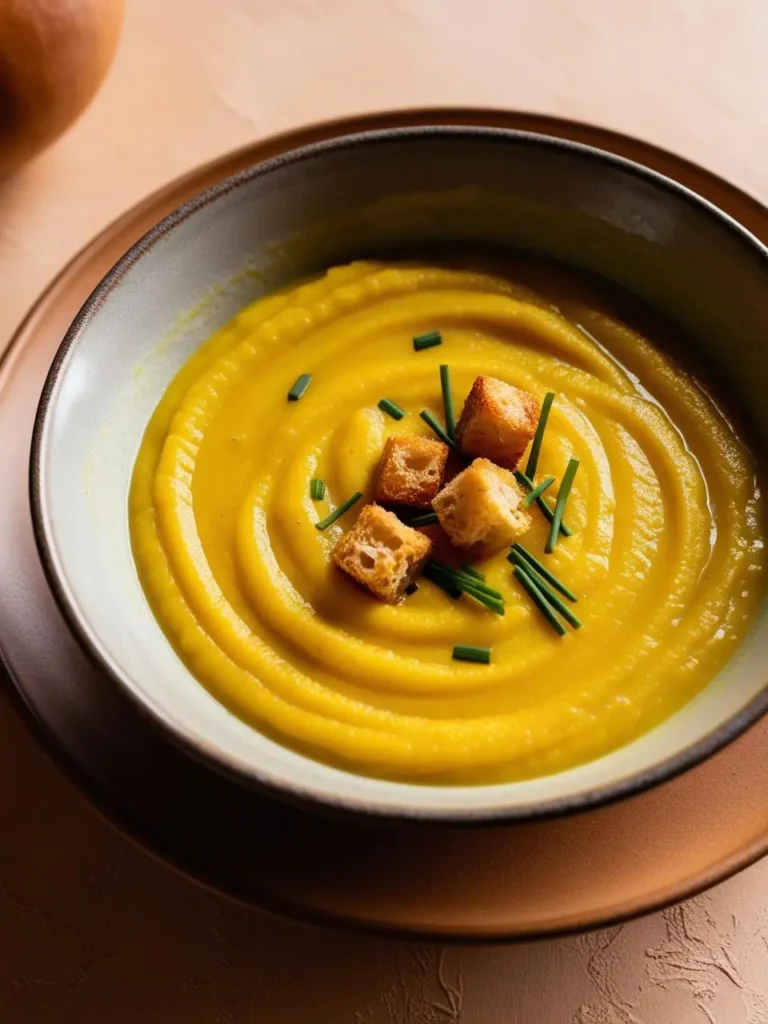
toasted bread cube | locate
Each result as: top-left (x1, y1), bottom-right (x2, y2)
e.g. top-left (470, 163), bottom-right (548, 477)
top-left (432, 458), bottom-right (531, 555)
top-left (333, 504), bottom-right (432, 603)
top-left (456, 375), bottom-right (540, 470)
top-left (375, 435), bottom-right (449, 509)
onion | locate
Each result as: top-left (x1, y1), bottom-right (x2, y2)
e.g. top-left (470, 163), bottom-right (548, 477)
top-left (0, 0), bottom-right (125, 175)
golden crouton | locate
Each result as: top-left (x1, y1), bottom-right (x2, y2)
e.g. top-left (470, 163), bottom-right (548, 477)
top-left (333, 504), bottom-right (432, 603)
top-left (456, 375), bottom-right (540, 470)
top-left (375, 435), bottom-right (449, 508)
top-left (432, 458), bottom-right (531, 555)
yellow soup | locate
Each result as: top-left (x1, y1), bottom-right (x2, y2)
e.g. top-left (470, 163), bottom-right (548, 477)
top-left (130, 261), bottom-right (766, 784)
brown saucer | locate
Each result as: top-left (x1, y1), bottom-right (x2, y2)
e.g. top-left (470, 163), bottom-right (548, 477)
top-left (2, 108), bottom-right (767, 941)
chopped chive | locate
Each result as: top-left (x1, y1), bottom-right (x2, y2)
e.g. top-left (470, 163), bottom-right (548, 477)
top-left (454, 574), bottom-right (503, 601)
top-left (315, 491), bottom-right (362, 531)
top-left (461, 564), bottom-right (485, 581)
top-left (545, 459), bottom-right (580, 554)
top-left (425, 560), bottom-right (504, 614)
top-left (424, 561), bottom-right (503, 612)
top-left (515, 469), bottom-right (572, 537)
top-left (424, 560), bottom-right (462, 590)
top-left (526, 391), bottom-right (555, 479)
top-left (458, 583), bottom-right (505, 616)
top-left (409, 511), bottom-right (439, 527)
top-left (378, 398), bottom-right (406, 420)
top-left (419, 409), bottom-right (456, 450)
top-left (452, 645), bottom-right (491, 664)
top-left (430, 561), bottom-right (489, 593)
top-left (287, 373), bottom-right (312, 401)
top-left (422, 562), bottom-right (462, 599)
top-left (509, 543), bottom-right (577, 602)
top-left (310, 478), bottom-right (326, 501)
top-left (439, 365), bottom-right (456, 441)
top-left (529, 574), bottom-right (582, 629)
top-left (405, 582), bottom-right (419, 596)
top-left (513, 565), bottom-right (567, 637)
top-left (521, 475), bottom-right (555, 508)
top-left (413, 330), bottom-right (442, 352)
top-left (441, 573), bottom-right (505, 614)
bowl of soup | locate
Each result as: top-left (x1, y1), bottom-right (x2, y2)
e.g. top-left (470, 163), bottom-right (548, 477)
top-left (31, 127), bottom-right (768, 820)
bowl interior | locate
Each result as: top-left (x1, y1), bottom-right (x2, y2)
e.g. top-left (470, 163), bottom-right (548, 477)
top-left (33, 127), bottom-right (768, 820)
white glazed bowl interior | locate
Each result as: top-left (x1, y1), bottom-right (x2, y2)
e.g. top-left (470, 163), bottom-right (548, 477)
top-left (33, 128), bottom-right (768, 820)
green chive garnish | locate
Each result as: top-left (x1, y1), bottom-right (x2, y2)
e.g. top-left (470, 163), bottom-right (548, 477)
top-left (419, 409), bottom-right (456, 450)
top-left (422, 562), bottom-right (462, 599)
top-left (513, 566), bottom-right (567, 637)
top-left (461, 564), bottom-right (485, 581)
top-left (530, 574), bottom-right (582, 629)
top-left (545, 458), bottom-right (579, 554)
top-left (521, 475), bottom-right (555, 508)
top-left (288, 373), bottom-right (312, 401)
top-left (439, 365), bottom-right (456, 440)
top-left (425, 560), bottom-right (505, 614)
top-left (427, 560), bottom-right (502, 598)
top-left (509, 543), bottom-right (577, 603)
top-left (315, 491), bottom-right (362, 531)
top-left (526, 391), bottom-right (555, 479)
top-left (310, 478), bottom-right (326, 501)
top-left (515, 469), bottom-right (572, 537)
top-left (378, 398), bottom-right (405, 420)
top-left (409, 511), bottom-right (438, 527)
top-left (413, 330), bottom-right (442, 351)
top-left (459, 584), bottom-right (505, 616)
top-left (454, 574), bottom-right (503, 600)
top-left (452, 645), bottom-right (491, 664)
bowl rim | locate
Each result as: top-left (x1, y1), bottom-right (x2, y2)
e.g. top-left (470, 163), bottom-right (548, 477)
top-left (30, 123), bottom-right (768, 824)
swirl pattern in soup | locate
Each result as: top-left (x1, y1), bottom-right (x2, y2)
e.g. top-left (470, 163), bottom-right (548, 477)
top-left (130, 261), bottom-right (766, 783)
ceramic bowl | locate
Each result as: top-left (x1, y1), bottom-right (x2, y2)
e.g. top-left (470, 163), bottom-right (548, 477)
top-left (31, 127), bottom-right (768, 822)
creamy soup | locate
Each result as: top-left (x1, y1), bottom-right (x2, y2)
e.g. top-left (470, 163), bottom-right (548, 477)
top-left (130, 261), bottom-right (766, 783)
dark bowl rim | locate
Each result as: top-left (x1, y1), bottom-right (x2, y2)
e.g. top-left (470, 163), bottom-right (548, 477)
top-left (29, 123), bottom-right (768, 825)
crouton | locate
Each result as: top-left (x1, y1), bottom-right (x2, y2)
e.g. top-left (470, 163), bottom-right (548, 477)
top-left (333, 504), bottom-right (432, 603)
top-left (456, 375), bottom-right (540, 470)
top-left (375, 435), bottom-right (449, 509)
top-left (432, 458), bottom-right (531, 556)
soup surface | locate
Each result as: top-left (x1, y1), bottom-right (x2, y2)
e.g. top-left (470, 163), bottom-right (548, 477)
top-left (130, 260), bottom-right (766, 783)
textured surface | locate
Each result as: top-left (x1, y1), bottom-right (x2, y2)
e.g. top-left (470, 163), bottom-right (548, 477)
top-left (3, 675), bottom-right (768, 1022)
top-left (2, 0), bottom-right (768, 1020)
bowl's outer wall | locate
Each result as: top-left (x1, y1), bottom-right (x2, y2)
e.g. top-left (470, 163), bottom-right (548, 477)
top-left (33, 127), bottom-right (768, 820)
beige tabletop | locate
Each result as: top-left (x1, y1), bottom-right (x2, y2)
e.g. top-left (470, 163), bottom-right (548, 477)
top-left (3, 2), bottom-right (768, 1021)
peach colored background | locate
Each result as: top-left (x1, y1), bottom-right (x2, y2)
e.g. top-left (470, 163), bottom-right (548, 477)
top-left (2, 1), bottom-right (768, 1021)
